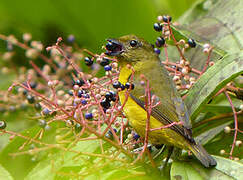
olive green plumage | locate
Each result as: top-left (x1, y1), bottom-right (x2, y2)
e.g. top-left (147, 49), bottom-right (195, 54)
top-left (106, 34), bottom-right (216, 168)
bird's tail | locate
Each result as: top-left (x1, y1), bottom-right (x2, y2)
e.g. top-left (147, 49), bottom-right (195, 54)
top-left (189, 143), bottom-right (217, 168)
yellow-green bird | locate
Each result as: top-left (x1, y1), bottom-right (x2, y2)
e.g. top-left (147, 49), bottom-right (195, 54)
top-left (105, 34), bottom-right (216, 168)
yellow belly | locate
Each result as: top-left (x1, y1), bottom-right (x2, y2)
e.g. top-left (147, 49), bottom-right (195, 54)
top-left (119, 91), bottom-right (188, 150)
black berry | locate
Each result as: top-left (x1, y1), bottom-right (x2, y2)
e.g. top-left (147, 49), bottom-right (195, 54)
top-left (27, 95), bottom-right (35, 104)
top-left (188, 39), bottom-right (196, 48)
top-left (34, 103), bottom-right (42, 111)
top-left (156, 37), bottom-right (165, 47)
top-left (125, 82), bottom-right (135, 90)
top-left (163, 15), bottom-right (172, 23)
top-left (84, 57), bottom-right (93, 66)
top-left (113, 81), bottom-right (121, 89)
top-left (100, 58), bottom-right (110, 66)
top-left (100, 99), bottom-right (111, 109)
top-left (153, 23), bottom-right (163, 32)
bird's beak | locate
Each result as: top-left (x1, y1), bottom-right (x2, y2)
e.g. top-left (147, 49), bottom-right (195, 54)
top-left (105, 39), bottom-right (124, 56)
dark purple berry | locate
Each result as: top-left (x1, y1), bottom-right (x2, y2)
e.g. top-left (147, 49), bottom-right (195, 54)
top-left (106, 42), bottom-right (115, 51)
top-left (156, 37), bottom-right (165, 47)
top-left (27, 95), bottom-right (35, 104)
top-left (153, 23), bottom-right (163, 32)
top-left (84, 57), bottom-right (93, 66)
top-left (100, 99), bottom-right (111, 109)
top-left (30, 82), bottom-right (37, 89)
top-left (163, 15), bottom-right (172, 23)
top-left (113, 81), bottom-right (121, 89)
top-left (133, 133), bottom-right (140, 140)
top-left (85, 113), bottom-right (93, 119)
top-left (154, 48), bottom-right (161, 54)
top-left (42, 108), bottom-right (51, 116)
top-left (120, 84), bottom-right (125, 91)
top-left (188, 38), bottom-right (196, 48)
top-left (100, 58), bottom-right (110, 66)
top-left (104, 65), bottom-right (112, 71)
top-left (0, 120), bottom-right (6, 129)
top-left (82, 94), bottom-right (90, 99)
top-left (125, 82), bottom-right (135, 90)
top-left (34, 103), bottom-right (42, 111)
top-left (76, 79), bottom-right (85, 87)
top-left (81, 99), bottom-right (87, 105)
top-left (67, 34), bottom-right (75, 43)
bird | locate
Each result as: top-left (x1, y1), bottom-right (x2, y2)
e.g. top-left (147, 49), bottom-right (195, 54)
top-left (105, 34), bottom-right (217, 168)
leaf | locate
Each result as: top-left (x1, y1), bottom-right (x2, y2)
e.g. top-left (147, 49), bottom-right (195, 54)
top-left (179, 0), bottom-right (243, 54)
top-left (0, 123), bottom-right (58, 180)
top-left (185, 52), bottom-right (243, 121)
top-left (171, 161), bottom-right (204, 180)
top-left (25, 140), bottom-right (101, 180)
top-left (171, 159), bottom-right (236, 180)
top-left (0, 163), bottom-right (13, 180)
top-left (213, 155), bottom-right (243, 179)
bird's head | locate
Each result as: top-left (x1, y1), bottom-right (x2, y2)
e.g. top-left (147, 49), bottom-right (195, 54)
top-left (105, 35), bottom-right (157, 66)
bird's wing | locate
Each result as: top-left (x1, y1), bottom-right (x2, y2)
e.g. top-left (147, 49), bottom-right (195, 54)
top-left (129, 60), bottom-right (194, 142)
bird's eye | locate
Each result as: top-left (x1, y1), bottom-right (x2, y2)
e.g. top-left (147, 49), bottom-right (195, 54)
top-left (129, 40), bottom-right (138, 47)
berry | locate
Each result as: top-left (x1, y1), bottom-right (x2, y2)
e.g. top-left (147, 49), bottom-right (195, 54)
top-left (67, 34), bottom-right (75, 43)
top-left (75, 123), bottom-right (82, 132)
top-left (104, 65), bottom-right (112, 71)
top-left (77, 90), bottom-right (84, 98)
top-left (188, 39), bottom-right (196, 48)
top-left (68, 90), bottom-right (74, 96)
top-left (76, 79), bottom-right (85, 87)
top-left (163, 15), bottom-right (172, 23)
top-left (125, 82), bottom-right (135, 90)
top-left (105, 129), bottom-right (117, 139)
top-left (120, 84), bottom-right (125, 91)
top-left (113, 81), bottom-right (121, 89)
top-left (81, 99), bottom-right (87, 105)
top-left (100, 99), bottom-right (111, 109)
top-left (100, 58), bottom-right (110, 66)
top-left (0, 120), bottom-right (6, 129)
top-left (154, 48), bottom-right (161, 54)
top-left (42, 108), bottom-right (51, 116)
top-left (82, 94), bottom-right (90, 99)
top-left (84, 57), bottom-right (93, 66)
top-left (106, 42), bottom-right (115, 51)
top-left (153, 23), bottom-right (163, 32)
top-left (105, 91), bottom-right (116, 102)
top-left (85, 113), bottom-right (93, 119)
top-left (30, 82), bottom-right (37, 89)
top-left (23, 89), bottom-right (28, 96)
top-left (38, 119), bottom-right (46, 128)
top-left (27, 95), bottom-right (35, 104)
top-left (34, 103), bottom-right (42, 111)
top-left (133, 133), bottom-right (140, 140)
top-left (155, 37), bottom-right (165, 47)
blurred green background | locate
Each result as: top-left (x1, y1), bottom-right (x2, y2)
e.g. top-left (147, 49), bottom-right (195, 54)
top-left (0, 0), bottom-right (196, 52)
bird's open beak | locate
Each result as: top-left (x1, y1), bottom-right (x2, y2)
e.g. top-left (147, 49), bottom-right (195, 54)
top-left (105, 39), bottom-right (124, 56)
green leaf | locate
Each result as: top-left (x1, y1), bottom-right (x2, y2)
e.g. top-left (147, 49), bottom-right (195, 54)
top-left (179, 0), bottom-right (243, 54)
top-left (0, 163), bottom-right (13, 180)
top-left (0, 123), bottom-right (58, 180)
top-left (171, 161), bottom-right (204, 180)
top-left (25, 140), bottom-right (101, 180)
top-left (185, 52), bottom-right (243, 121)
top-left (171, 159), bottom-right (237, 180)
top-left (213, 155), bottom-right (243, 179)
